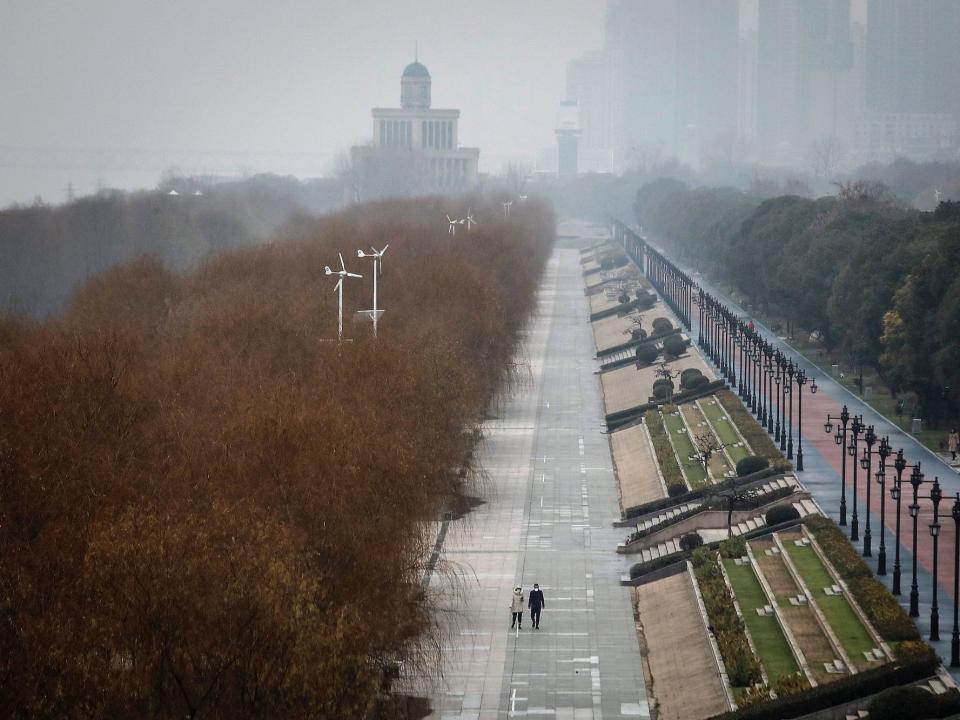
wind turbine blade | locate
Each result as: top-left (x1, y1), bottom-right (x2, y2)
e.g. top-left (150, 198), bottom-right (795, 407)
top-left (339, 252), bottom-right (346, 271)
top-left (380, 244), bottom-right (389, 254)
top-left (347, 272), bottom-right (363, 278)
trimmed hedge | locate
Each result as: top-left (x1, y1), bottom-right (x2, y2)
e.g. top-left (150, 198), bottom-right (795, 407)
top-left (686, 374), bottom-right (710, 390)
top-left (635, 343), bottom-right (660, 364)
top-left (736, 455), bottom-right (769, 477)
top-left (662, 334), bottom-right (687, 357)
top-left (804, 516), bottom-right (920, 642)
top-left (690, 549), bottom-right (762, 687)
top-left (707, 643), bottom-right (939, 720)
top-left (652, 317), bottom-right (673, 334)
top-left (680, 532), bottom-right (704, 551)
top-left (643, 410), bottom-right (685, 495)
top-left (868, 686), bottom-right (960, 720)
top-left (716, 390), bottom-right (782, 459)
top-left (653, 378), bottom-right (674, 392)
top-left (765, 504), bottom-right (800, 525)
top-left (653, 384), bottom-right (672, 400)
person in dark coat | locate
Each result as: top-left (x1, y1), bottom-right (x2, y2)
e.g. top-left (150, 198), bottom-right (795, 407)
top-left (528, 583), bottom-right (545, 629)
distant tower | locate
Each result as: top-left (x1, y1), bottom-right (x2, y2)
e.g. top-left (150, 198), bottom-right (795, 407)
top-left (401, 60), bottom-right (431, 110)
top-left (556, 100), bottom-right (582, 177)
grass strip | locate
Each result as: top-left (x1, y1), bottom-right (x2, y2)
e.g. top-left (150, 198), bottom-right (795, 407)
top-left (724, 560), bottom-right (800, 682)
top-left (700, 397), bottom-right (752, 463)
top-left (716, 390), bottom-right (783, 460)
top-left (784, 543), bottom-right (876, 663)
top-left (663, 410), bottom-right (708, 487)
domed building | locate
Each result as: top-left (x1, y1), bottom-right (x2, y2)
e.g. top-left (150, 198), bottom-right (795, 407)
top-left (350, 60), bottom-right (480, 197)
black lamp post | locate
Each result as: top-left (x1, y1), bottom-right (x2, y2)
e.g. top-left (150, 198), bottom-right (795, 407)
top-left (929, 477), bottom-right (943, 641)
top-left (757, 342), bottom-right (767, 426)
top-left (774, 356), bottom-right (784, 444)
top-left (765, 346), bottom-right (775, 434)
top-left (786, 360), bottom-right (796, 460)
top-left (737, 325), bottom-right (747, 401)
top-left (848, 415), bottom-right (864, 542)
top-left (889, 449), bottom-right (909, 595)
top-left (875, 437), bottom-right (892, 575)
top-left (860, 425), bottom-right (877, 557)
top-left (951, 493), bottom-right (960, 667)
top-left (824, 405), bottom-right (851, 527)
top-left (780, 356), bottom-right (790, 453)
top-left (909, 463), bottom-right (926, 618)
top-left (795, 369), bottom-right (815, 471)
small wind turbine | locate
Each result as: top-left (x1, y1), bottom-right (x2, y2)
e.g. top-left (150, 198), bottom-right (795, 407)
top-left (464, 208), bottom-right (477, 232)
top-left (357, 244), bottom-right (388, 337)
top-left (502, 200), bottom-right (513, 217)
top-left (446, 214), bottom-right (461, 236)
top-left (324, 252), bottom-right (363, 344)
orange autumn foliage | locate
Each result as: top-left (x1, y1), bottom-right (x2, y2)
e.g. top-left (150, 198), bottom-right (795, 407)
top-left (0, 196), bottom-right (554, 718)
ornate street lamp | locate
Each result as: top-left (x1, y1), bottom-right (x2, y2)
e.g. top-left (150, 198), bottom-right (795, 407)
top-left (875, 437), bottom-right (892, 575)
top-left (860, 425), bottom-right (877, 556)
top-left (824, 405), bottom-right (851, 526)
top-left (951, 493), bottom-right (960, 667)
top-left (909, 463), bottom-right (926, 618)
top-left (848, 414), bottom-right (864, 542)
top-left (795, 369), bottom-right (815, 471)
top-left (786, 360), bottom-right (796, 460)
top-left (774, 355), bottom-right (785, 444)
top-left (889, 449), bottom-right (909, 594)
top-left (765, 348), bottom-right (776, 434)
top-left (929, 477), bottom-right (943, 641)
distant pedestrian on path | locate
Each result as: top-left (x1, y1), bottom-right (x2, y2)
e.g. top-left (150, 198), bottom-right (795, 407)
top-left (529, 583), bottom-right (545, 629)
top-left (510, 587), bottom-right (525, 629)
top-left (949, 429), bottom-right (959, 461)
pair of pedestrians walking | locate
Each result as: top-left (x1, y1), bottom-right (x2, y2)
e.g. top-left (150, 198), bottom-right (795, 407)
top-left (510, 583), bottom-right (545, 630)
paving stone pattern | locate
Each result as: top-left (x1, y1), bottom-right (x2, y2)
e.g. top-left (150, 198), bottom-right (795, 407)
top-left (424, 246), bottom-right (649, 718)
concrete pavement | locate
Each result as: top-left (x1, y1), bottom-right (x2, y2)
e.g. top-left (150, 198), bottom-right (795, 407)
top-left (422, 241), bottom-right (650, 718)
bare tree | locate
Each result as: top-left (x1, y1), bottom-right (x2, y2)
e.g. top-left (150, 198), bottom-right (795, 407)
top-left (709, 479), bottom-right (759, 538)
top-left (692, 431), bottom-right (734, 476)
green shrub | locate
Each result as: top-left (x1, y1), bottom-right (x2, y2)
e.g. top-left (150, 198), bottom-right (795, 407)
top-left (771, 672), bottom-right (810, 698)
top-left (868, 686), bottom-right (960, 720)
top-left (667, 482), bottom-right (688, 497)
top-left (770, 458), bottom-right (794, 473)
top-left (652, 317), bottom-right (673, 334)
top-left (691, 550), bottom-right (762, 687)
top-left (653, 378), bottom-right (674, 391)
top-left (662, 335), bottom-right (687, 357)
top-left (679, 532), bottom-right (703, 551)
top-left (653, 384), bottom-right (673, 400)
top-left (680, 368), bottom-right (703, 385)
top-left (719, 536), bottom-right (746, 559)
top-left (686, 375), bottom-right (710, 390)
top-left (736, 456), bottom-right (769, 477)
top-left (635, 343), bottom-right (659, 363)
top-left (618, 292), bottom-right (630, 304)
top-left (765, 504), bottom-right (800, 525)
top-left (629, 327), bottom-right (648, 341)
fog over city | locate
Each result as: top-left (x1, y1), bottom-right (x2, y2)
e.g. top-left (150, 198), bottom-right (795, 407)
top-left (0, 0), bottom-right (603, 205)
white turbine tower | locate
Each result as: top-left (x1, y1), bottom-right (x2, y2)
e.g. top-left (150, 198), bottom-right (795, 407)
top-left (324, 252), bottom-right (363, 344)
top-left (502, 200), bottom-right (513, 217)
top-left (464, 208), bottom-right (477, 232)
top-left (357, 244), bottom-right (388, 337)
top-left (446, 214), bottom-right (461, 236)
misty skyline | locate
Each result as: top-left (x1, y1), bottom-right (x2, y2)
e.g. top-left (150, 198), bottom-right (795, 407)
top-left (1, 0), bottom-right (603, 206)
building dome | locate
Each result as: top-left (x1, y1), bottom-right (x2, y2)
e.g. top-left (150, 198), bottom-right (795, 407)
top-left (401, 60), bottom-right (431, 110)
top-left (402, 61), bottom-right (431, 79)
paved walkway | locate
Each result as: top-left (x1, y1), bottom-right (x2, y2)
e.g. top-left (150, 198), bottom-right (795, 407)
top-left (423, 243), bottom-right (649, 718)
top-left (610, 424), bottom-right (665, 510)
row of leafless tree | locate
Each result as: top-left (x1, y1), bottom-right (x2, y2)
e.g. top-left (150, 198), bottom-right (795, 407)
top-left (0, 196), bottom-right (554, 718)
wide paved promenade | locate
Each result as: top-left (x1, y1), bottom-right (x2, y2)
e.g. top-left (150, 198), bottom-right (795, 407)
top-left (424, 241), bottom-right (650, 718)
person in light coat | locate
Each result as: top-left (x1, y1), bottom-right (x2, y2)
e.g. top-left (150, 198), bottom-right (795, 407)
top-left (510, 587), bottom-right (525, 629)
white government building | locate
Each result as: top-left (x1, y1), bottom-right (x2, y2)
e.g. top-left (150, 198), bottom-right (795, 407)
top-left (352, 60), bottom-right (480, 193)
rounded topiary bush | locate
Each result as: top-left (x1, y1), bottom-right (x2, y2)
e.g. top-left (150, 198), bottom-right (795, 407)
top-left (680, 368), bottom-right (703, 385)
top-left (629, 327), bottom-right (648, 341)
top-left (867, 686), bottom-right (948, 720)
top-left (652, 384), bottom-right (673, 400)
top-left (653, 378), bottom-right (674, 392)
top-left (736, 455), bottom-right (770, 477)
top-left (652, 317), bottom-right (673, 334)
top-left (618, 292), bottom-right (630, 304)
top-left (667, 482), bottom-right (688, 498)
top-left (634, 343), bottom-right (659, 364)
top-left (685, 374), bottom-right (710, 390)
top-left (765, 504), bottom-right (801, 526)
top-left (679, 532), bottom-right (703, 551)
top-left (662, 335), bottom-right (687, 357)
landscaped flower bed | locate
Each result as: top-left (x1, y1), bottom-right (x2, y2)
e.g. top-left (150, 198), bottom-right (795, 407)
top-left (804, 516), bottom-right (920, 642)
top-left (716, 390), bottom-right (783, 460)
top-left (643, 409), bottom-right (686, 494)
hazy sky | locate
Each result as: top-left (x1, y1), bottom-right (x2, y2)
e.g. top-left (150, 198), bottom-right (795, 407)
top-left (1, 0), bottom-right (605, 205)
